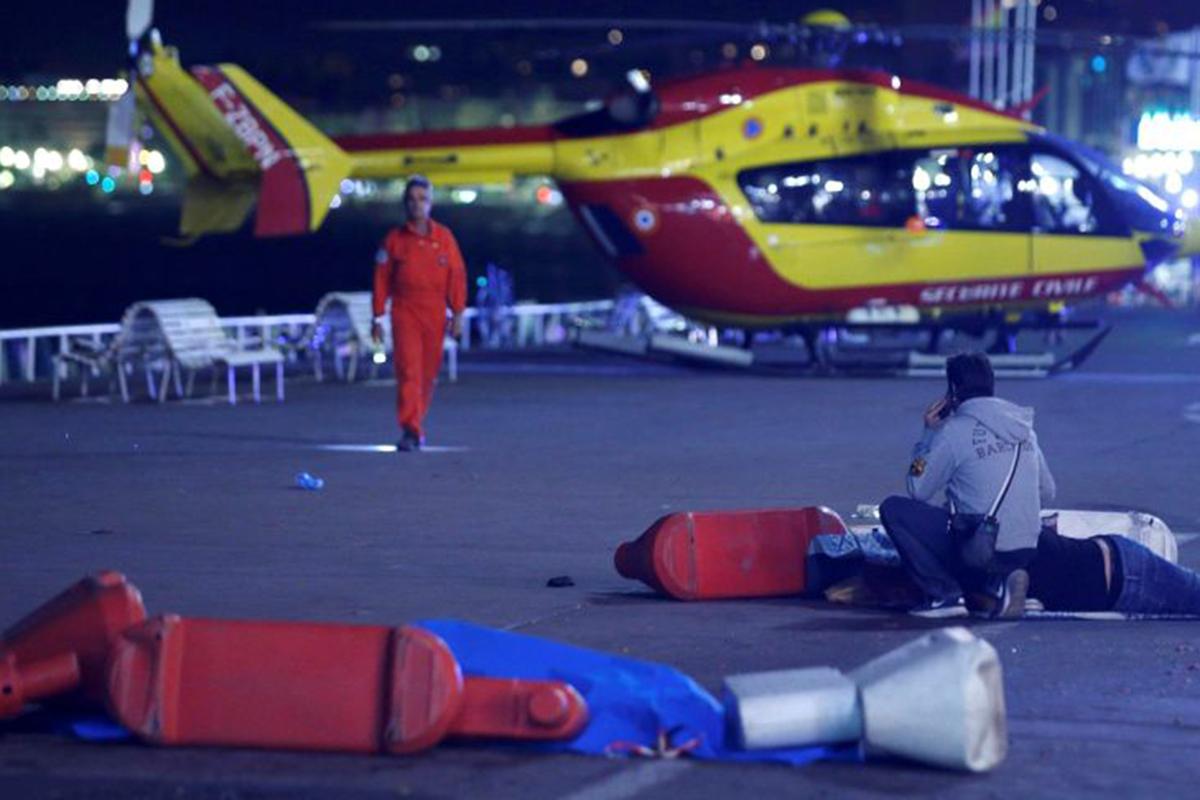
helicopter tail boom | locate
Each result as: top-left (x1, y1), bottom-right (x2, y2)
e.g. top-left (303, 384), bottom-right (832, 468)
top-left (336, 127), bottom-right (557, 186)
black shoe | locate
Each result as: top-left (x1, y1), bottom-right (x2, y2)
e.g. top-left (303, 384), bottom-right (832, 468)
top-left (397, 431), bottom-right (421, 452)
top-left (908, 596), bottom-right (968, 619)
top-left (993, 569), bottom-right (1029, 619)
top-left (971, 569), bottom-right (1029, 619)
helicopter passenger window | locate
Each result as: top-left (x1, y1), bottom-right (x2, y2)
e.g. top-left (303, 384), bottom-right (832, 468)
top-left (1028, 152), bottom-right (1123, 235)
top-left (907, 147), bottom-right (1030, 233)
top-left (737, 157), bottom-right (912, 227)
top-left (738, 148), bottom-right (1033, 232)
top-left (962, 149), bottom-right (1031, 232)
top-left (909, 150), bottom-right (960, 228)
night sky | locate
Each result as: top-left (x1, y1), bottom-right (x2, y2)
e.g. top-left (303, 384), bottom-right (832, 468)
top-left (4, 1), bottom-right (1199, 79)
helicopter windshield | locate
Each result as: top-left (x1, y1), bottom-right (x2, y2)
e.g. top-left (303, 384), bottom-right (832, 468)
top-left (1032, 133), bottom-right (1181, 236)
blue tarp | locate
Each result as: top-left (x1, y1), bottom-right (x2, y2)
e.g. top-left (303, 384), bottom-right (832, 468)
top-left (419, 619), bottom-right (860, 766)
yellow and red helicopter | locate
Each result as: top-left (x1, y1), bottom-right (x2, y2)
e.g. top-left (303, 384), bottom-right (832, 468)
top-left (119, 2), bottom-right (1198, 364)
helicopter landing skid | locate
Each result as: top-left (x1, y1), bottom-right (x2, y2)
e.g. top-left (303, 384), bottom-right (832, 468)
top-left (793, 319), bottom-right (1112, 378)
top-left (574, 320), bottom-right (1112, 378)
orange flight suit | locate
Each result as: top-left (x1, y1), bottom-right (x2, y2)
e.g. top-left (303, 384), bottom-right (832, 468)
top-left (372, 220), bottom-right (467, 439)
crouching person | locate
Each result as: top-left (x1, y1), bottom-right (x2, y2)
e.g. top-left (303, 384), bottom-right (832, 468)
top-left (880, 352), bottom-right (1057, 618)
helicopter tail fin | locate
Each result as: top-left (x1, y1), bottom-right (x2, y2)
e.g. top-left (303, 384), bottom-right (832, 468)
top-left (136, 39), bottom-right (350, 237)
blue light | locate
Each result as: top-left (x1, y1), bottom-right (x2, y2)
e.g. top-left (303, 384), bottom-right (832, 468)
top-left (1090, 55), bottom-right (1107, 74)
top-left (100, 176), bottom-right (116, 193)
top-left (475, 277), bottom-right (488, 287)
top-left (85, 170), bottom-right (99, 186)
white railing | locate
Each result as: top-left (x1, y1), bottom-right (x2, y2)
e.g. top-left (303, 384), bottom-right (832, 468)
top-left (0, 300), bottom-right (615, 385)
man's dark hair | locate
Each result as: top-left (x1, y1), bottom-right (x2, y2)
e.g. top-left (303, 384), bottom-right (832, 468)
top-left (946, 352), bottom-right (995, 401)
top-left (403, 174), bottom-right (432, 202)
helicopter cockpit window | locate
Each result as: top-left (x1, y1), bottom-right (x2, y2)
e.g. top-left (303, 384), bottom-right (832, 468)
top-left (737, 157), bottom-right (912, 227)
top-left (1029, 153), bottom-right (1122, 235)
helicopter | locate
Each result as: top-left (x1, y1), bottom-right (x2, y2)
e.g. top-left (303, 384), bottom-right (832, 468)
top-left (117, 1), bottom-right (1199, 367)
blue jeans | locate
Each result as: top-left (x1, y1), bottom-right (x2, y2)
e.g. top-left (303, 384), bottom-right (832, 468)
top-left (1110, 536), bottom-right (1200, 615)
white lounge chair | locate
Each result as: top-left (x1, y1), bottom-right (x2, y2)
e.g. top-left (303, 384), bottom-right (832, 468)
top-left (308, 291), bottom-right (456, 383)
top-left (125, 299), bottom-right (285, 404)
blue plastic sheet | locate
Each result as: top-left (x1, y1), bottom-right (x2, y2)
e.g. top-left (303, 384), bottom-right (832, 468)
top-left (419, 619), bottom-right (860, 766)
top-left (0, 709), bottom-right (132, 742)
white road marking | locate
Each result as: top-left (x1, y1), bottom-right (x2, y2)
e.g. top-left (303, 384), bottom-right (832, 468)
top-left (556, 761), bottom-right (693, 800)
top-left (313, 443), bottom-right (469, 453)
top-left (1175, 532), bottom-right (1199, 546)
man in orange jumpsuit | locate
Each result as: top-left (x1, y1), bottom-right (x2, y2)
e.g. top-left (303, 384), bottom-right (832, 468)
top-left (372, 176), bottom-right (467, 451)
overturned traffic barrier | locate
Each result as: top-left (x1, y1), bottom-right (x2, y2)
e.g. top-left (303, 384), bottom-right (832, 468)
top-left (0, 573), bottom-right (1007, 772)
top-left (0, 571), bottom-right (145, 710)
top-left (106, 615), bottom-right (587, 753)
top-left (614, 506), bottom-right (848, 600)
top-left (0, 650), bottom-right (81, 719)
top-left (725, 627), bottom-right (1006, 772)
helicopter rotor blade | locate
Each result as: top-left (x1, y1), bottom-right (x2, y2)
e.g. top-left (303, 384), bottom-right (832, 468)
top-left (111, 0), bottom-right (153, 170)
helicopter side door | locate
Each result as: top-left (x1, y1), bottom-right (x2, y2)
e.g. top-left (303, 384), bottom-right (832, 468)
top-left (1027, 148), bottom-right (1141, 296)
top-left (898, 144), bottom-right (1033, 289)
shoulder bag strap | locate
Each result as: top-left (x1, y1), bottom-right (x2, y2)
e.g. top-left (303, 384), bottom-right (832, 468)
top-left (987, 442), bottom-right (1023, 518)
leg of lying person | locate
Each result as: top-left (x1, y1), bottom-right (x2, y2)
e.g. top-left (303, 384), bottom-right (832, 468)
top-left (1109, 536), bottom-right (1200, 616)
top-left (879, 496), bottom-right (964, 615)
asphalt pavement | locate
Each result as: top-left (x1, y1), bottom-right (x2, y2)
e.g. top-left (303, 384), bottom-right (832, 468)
top-left (2, 306), bottom-right (1199, 798)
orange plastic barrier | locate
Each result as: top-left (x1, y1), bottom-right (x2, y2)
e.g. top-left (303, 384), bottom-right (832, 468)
top-left (0, 651), bottom-right (81, 719)
top-left (107, 615), bottom-right (587, 754)
top-left (614, 507), bottom-right (848, 600)
top-left (0, 571), bottom-right (145, 707)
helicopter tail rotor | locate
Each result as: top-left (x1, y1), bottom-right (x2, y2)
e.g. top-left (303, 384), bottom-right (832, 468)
top-left (104, 0), bottom-right (155, 170)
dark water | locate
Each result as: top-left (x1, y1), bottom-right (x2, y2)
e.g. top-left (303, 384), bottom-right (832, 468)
top-left (0, 190), bottom-right (619, 328)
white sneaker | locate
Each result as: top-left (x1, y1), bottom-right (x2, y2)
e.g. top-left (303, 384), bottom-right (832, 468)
top-left (909, 596), bottom-right (969, 619)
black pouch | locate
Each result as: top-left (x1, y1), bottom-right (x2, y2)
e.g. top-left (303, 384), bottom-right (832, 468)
top-left (951, 513), bottom-right (999, 571)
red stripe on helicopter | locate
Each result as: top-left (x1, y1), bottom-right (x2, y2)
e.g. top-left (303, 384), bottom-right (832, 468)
top-left (191, 66), bottom-right (311, 237)
top-left (559, 175), bottom-right (1140, 320)
top-left (135, 77), bottom-right (218, 180)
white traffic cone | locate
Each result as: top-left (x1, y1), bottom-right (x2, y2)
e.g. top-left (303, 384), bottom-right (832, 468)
top-left (723, 627), bottom-right (1006, 772)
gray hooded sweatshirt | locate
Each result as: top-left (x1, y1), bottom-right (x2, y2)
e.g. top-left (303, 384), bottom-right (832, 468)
top-left (906, 396), bottom-right (1056, 552)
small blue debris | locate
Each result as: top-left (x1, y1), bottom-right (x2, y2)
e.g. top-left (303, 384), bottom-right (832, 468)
top-left (295, 472), bottom-right (325, 491)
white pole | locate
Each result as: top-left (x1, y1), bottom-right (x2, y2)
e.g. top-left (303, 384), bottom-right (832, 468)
top-left (982, 0), bottom-right (995, 105)
top-left (1024, 0), bottom-right (1038, 117)
top-left (970, 0), bottom-right (982, 99)
top-left (997, 1), bottom-right (1009, 108)
top-left (1191, 29), bottom-right (1200, 117)
top-left (1012, 0), bottom-right (1025, 108)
